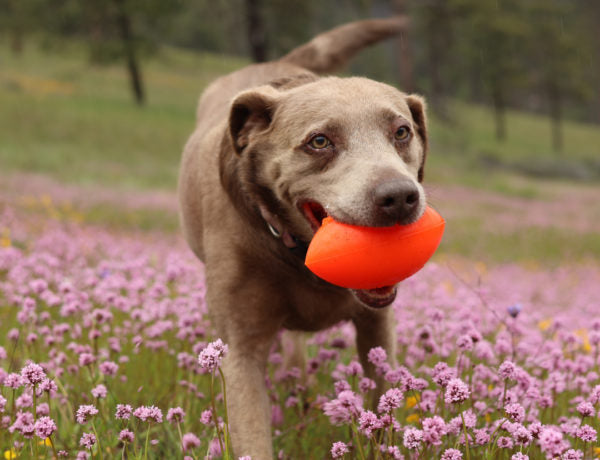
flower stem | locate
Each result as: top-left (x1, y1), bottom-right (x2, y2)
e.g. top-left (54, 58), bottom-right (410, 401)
top-left (218, 367), bottom-right (231, 459)
top-left (351, 423), bottom-right (367, 460)
top-left (460, 410), bottom-right (471, 460)
top-left (91, 420), bottom-right (103, 460)
top-left (209, 372), bottom-right (225, 456)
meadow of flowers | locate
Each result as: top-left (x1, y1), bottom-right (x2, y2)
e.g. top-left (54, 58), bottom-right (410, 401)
top-left (1, 199), bottom-right (600, 460)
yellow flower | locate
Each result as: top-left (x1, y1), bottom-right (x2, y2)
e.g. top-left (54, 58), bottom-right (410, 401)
top-left (485, 413), bottom-right (492, 423)
top-left (405, 394), bottom-right (420, 409)
top-left (38, 438), bottom-right (52, 447)
top-left (538, 319), bottom-right (552, 332)
top-left (406, 413), bottom-right (420, 424)
top-left (4, 449), bottom-right (17, 460)
top-left (575, 329), bottom-right (592, 353)
top-left (0, 237), bottom-right (10, 248)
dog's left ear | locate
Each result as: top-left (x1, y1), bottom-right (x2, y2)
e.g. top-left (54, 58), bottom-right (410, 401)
top-left (406, 94), bottom-right (428, 182)
top-left (229, 86), bottom-right (280, 154)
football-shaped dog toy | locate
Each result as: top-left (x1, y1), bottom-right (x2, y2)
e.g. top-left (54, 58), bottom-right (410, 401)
top-left (305, 206), bottom-right (445, 289)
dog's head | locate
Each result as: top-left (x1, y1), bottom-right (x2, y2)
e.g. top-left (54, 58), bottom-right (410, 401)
top-left (225, 76), bottom-right (428, 308)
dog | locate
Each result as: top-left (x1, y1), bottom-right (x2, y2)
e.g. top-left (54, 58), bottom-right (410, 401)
top-left (178, 17), bottom-right (428, 459)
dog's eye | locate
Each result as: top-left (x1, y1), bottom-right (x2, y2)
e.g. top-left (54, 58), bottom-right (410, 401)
top-left (394, 126), bottom-right (411, 141)
top-left (308, 135), bottom-right (331, 150)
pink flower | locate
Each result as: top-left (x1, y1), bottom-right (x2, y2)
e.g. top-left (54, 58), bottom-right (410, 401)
top-left (331, 441), bottom-right (350, 458)
top-left (20, 363), bottom-right (46, 386)
top-left (91, 384), bottom-right (107, 399)
top-left (115, 404), bottom-right (132, 420)
top-left (576, 401), bottom-right (594, 417)
top-left (511, 454), bottom-right (529, 460)
top-left (367, 347), bottom-right (387, 367)
top-left (432, 362), bottom-right (456, 387)
top-left (498, 360), bottom-right (516, 380)
top-left (76, 405), bottom-right (98, 424)
top-left (403, 427), bottom-right (424, 449)
top-left (80, 432), bottom-right (96, 449)
top-left (575, 424), bottom-right (597, 442)
top-left (0, 395), bottom-right (6, 413)
top-left (358, 410), bottom-right (382, 437)
top-left (505, 403), bottom-right (525, 423)
top-left (167, 407), bottom-right (185, 423)
top-left (181, 433), bottom-right (201, 452)
top-left (34, 416), bottom-right (57, 439)
top-left (377, 388), bottom-right (404, 413)
top-left (119, 429), bottom-right (134, 443)
top-left (444, 378), bottom-right (470, 404)
top-left (323, 390), bottom-right (363, 425)
top-left (422, 416), bottom-right (446, 445)
top-left (198, 339), bottom-right (228, 372)
top-left (561, 449), bottom-right (583, 460)
top-left (4, 373), bottom-right (24, 389)
top-left (99, 361), bottom-right (119, 376)
top-left (200, 409), bottom-right (213, 425)
top-left (133, 405), bottom-right (163, 423)
top-left (441, 448), bottom-right (463, 460)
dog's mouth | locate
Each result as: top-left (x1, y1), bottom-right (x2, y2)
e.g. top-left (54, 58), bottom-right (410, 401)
top-left (352, 285), bottom-right (398, 309)
top-left (300, 200), bottom-right (398, 309)
top-left (300, 201), bottom-right (329, 234)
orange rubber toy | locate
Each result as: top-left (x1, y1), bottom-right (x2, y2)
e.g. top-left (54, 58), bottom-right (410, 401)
top-left (305, 206), bottom-right (445, 289)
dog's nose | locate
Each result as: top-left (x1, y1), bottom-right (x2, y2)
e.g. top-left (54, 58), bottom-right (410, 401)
top-left (372, 179), bottom-right (420, 224)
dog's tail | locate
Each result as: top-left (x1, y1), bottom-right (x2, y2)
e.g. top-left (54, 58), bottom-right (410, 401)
top-left (279, 17), bottom-right (408, 74)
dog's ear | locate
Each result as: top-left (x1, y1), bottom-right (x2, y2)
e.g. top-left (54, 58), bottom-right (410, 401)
top-left (405, 94), bottom-right (428, 182)
top-left (229, 86), bottom-right (279, 154)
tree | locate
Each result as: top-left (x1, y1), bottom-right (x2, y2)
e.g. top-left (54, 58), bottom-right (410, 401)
top-left (525, 0), bottom-right (592, 152)
top-left (452, 0), bottom-right (529, 142)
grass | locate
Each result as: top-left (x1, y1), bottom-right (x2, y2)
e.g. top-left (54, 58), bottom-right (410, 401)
top-left (1, 40), bottom-right (599, 263)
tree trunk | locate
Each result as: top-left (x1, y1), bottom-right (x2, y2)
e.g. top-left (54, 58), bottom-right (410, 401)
top-left (114, 0), bottom-right (145, 105)
top-left (491, 81), bottom-right (506, 142)
top-left (424, 0), bottom-right (451, 120)
top-left (393, 0), bottom-right (415, 93)
top-left (547, 81), bottom-right (563, 153)
top-left (245, 0), bottom-right (268, 63)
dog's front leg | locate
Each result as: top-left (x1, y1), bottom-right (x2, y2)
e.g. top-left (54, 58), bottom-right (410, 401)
top-left (352, 306), bottom-right (397, 405)
top-left (221, 341), bottom-right (275, 459)
top-left (206, 268), bottom-right (283, 460)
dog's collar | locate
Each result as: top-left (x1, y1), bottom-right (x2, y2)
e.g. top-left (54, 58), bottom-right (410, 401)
top-left (259, 205), bottom-right (309, 259)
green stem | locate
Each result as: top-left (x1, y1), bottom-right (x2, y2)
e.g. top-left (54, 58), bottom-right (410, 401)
top-left (460, 411), bottom-right (471, 460)
top-left (209, 372), bottom-right (225, 456)
top-left (218, 367), bottom-right (231, 459)
top-left (91, 420), bottom-right (103, 460)
top-left (49, 436), bottom-right (59, 459)
top-left (143, 423), bottom-right (152, 460)
top-left (351, 423), bottom-right (366, 460)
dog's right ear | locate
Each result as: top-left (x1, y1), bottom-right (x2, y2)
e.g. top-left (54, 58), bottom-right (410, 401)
top-left (229, 86), bottom-right (279, 154)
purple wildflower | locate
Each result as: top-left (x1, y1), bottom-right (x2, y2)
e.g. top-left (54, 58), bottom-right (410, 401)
top-left (505, 402), bottom-right (525, 423)
top-left (441, 448), bottom-right (463, 460)
top-left (576, 401), bottom-right (594, 417)
top-left (403, 427), bottom-right (424, 449)
top-left (575, 424), bottom-right (597, 442)
top-left (323, 390), bottom-right (363, 425)
top-left (181, 433), bottom-right (201, 452)
top-left (76, 405), bottom-right (98, 424)
top-left (91, 384), bottom-right (107, 399)
top-left (198, 339), bottom-right (228, 372)
top-left (377, 388), bottom-right (404, 413)
top-left (444, 378), bottom-right (470, 404)
top-left (119, 429), bottom-right (134, 443)
top-left (498, 360), bottom-right (516, 380)
top-left (358, 410), bottom-right (382, 437)
top-left (167, 407), bottom-right (186, 424)
top-left (115, 404), bottom-right (132, 420)
top-left (331, 441), bottom-right (349, 459)
top-left (20, 363), bottom-right (46, 386)
top-left (34, 416), bottom-right (57, 439)
top-left (80, 432), bottom-right (96, 449)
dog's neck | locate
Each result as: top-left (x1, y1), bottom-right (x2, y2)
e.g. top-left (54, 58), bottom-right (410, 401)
top-left (258, 205), bottom-right (309, 259)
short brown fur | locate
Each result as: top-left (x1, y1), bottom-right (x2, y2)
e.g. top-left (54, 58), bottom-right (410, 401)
top-left (178, 17), bottom-right (428, 459)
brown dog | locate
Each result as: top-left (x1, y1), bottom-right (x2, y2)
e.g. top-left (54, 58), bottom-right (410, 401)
top-left (178, 17), bottom-right (428, 459)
